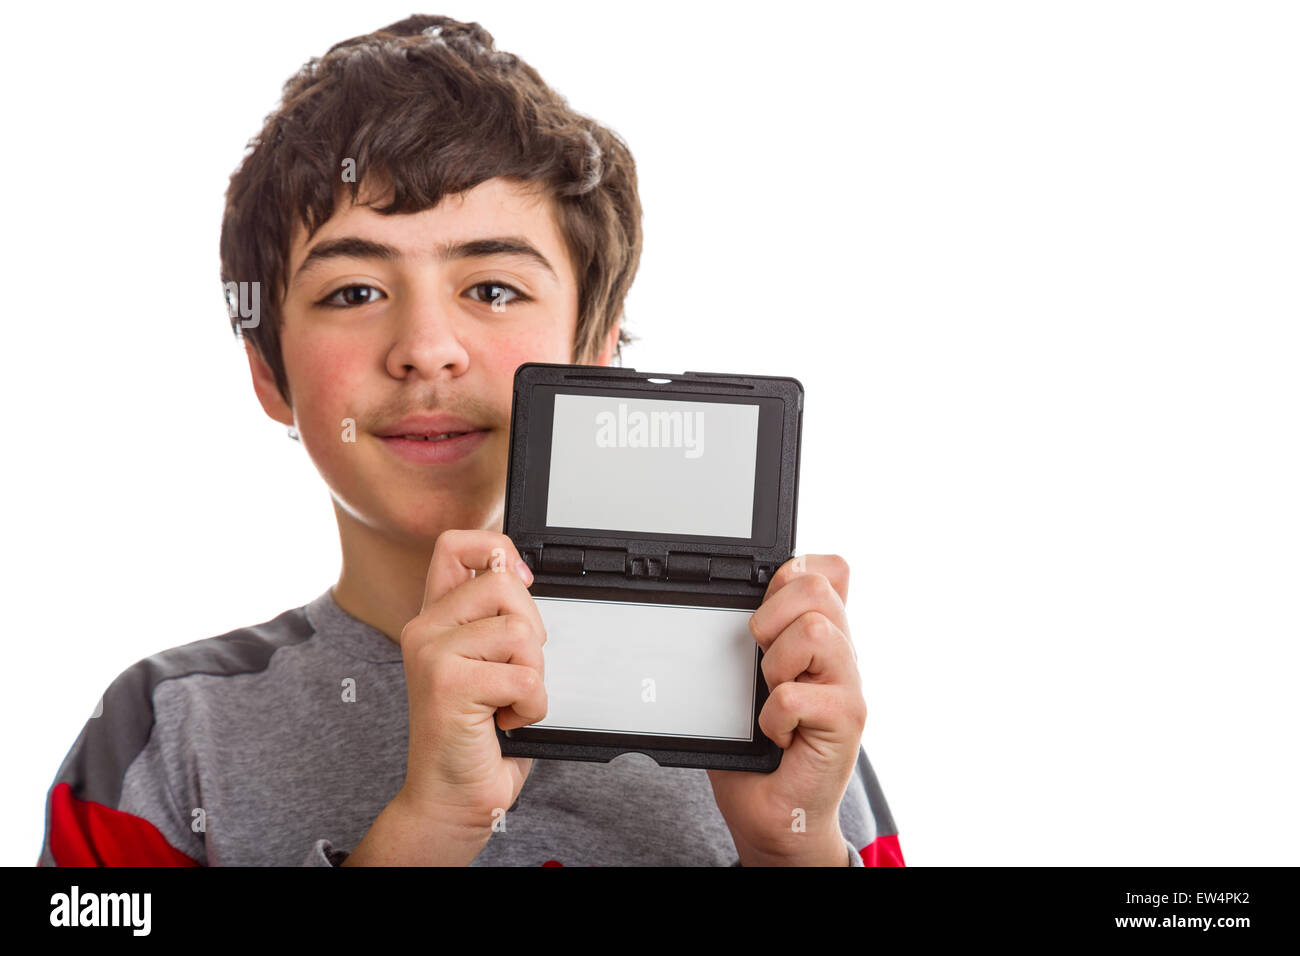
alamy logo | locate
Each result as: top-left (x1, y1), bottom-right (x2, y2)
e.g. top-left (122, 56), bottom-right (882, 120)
top-left (223, 280), bottom-right (260, 329)
top-left (594, 403), bottom-right (704, 459)
top-left (49, 886), bottom-right (151, 936)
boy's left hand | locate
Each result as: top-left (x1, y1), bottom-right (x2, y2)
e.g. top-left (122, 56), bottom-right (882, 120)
top-left (707, 554), bottom-right (866, 866)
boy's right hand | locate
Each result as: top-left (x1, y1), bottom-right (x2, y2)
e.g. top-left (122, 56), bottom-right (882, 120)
top-left (343, 530), bottom-right (546, 866)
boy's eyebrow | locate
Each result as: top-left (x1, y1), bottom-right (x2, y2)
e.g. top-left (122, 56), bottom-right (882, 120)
top-left (291, 235), bottom-right (558, 287)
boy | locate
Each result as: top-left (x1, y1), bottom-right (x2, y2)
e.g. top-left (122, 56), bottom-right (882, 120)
top-left (39, 14), bottom-right (903, 867)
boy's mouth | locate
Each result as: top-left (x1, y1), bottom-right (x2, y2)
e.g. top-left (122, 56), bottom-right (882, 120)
top-left (394, 432), bottom-right (471, 441)
top-left (374, 415), bottom-right (492, 465)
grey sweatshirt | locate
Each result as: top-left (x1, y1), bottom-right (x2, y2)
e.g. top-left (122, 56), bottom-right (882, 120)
top-left (38, 589), bottom-right (904, 867)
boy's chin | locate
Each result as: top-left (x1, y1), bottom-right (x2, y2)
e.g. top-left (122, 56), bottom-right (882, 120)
top-left (383, 499), bottom-right (506, 544)
top-left (331, 489), bottom-right (504, 546)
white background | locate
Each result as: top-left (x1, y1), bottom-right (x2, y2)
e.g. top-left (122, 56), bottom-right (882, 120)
top-left (2, 0), bottom-right (1296, 866)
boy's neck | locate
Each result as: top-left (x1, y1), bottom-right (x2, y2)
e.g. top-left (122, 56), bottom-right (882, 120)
top-left (329, 501), bottom-right (502, 643)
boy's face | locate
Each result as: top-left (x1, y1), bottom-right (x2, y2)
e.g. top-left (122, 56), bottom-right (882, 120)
top-left (248, 176), bottom-right (614, 548)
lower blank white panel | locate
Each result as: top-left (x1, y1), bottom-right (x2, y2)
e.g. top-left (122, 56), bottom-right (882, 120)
top-left (531, 596), bottom-right (758, 740)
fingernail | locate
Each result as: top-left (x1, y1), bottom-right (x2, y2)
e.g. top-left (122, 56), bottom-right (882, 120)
top-left (514, 558), bottom-right (533, 586)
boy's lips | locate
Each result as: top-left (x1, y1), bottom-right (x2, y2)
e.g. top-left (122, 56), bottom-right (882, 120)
top-left (374, 415), bottom-right (492, 465)
top-left (379, 429), bottom-right (490, 464)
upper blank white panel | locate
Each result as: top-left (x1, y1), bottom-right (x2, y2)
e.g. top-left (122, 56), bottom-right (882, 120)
top-left (546, 393), bottom-right (760, 537)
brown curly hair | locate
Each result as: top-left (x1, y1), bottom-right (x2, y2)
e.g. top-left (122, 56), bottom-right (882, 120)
top-left (220, 14), bottom-right (643, 404)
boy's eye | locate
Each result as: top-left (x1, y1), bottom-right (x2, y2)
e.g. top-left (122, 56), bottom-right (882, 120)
top-left (466, 281), bottom-right (530, 309)
top-left (317, 284), bottom-right (385, 308)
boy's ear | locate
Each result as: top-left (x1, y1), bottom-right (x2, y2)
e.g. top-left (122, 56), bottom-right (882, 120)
top-left (244, 339), bottom-right (295, 427)
top-left (592, 321), bottom-right (621, 367)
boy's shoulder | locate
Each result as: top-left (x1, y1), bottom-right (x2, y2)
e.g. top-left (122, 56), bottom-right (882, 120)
top-left (41, 591), bottom-right (422, 866)
top-left (118, 602), bottom-right (316, 698)
top-left (39, 597), bottom-right (326, 866)
top-left (91, 600), bottom-right (322, 735)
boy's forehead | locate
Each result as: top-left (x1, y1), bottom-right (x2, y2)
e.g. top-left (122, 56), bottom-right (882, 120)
top-left (287, 176), bottom-right (569, 277)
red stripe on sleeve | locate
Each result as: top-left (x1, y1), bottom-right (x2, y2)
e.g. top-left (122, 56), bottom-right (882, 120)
top-left (860, 833), bottom-right (906, 867)
top-left (48, 782), bottom-right (201, 867)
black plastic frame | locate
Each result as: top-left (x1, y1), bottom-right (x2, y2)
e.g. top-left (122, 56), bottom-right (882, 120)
top-left (497, 363), bottom-right (804, 772)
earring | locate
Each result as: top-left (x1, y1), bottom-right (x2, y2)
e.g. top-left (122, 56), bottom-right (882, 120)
top-left (287, 426), bottom-right (300, 441)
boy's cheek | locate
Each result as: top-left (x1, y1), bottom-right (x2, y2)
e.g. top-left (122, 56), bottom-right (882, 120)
top-left (282, 338), bottom-right (376, 456)
top-left (496, 328), bottom-right (574, 378)
top-left (285, 328), bottom-right (370, 405)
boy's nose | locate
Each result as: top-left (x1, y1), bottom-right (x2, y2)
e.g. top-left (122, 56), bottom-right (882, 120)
top-left (385, 297), bottom-right (471, 380)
